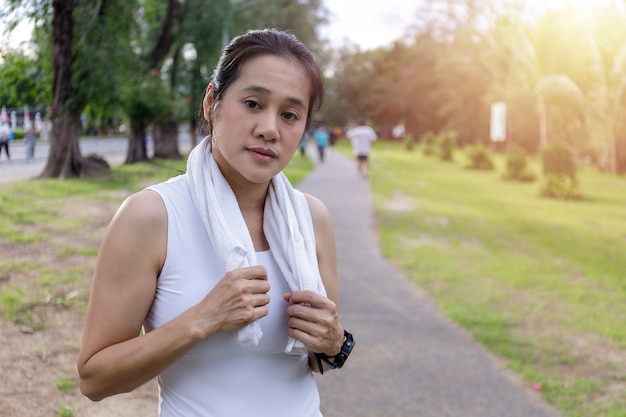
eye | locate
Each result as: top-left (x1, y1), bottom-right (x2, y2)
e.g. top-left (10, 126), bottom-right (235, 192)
top-left (282, 111), bottom-right (299, 121)
top-left (245, 100), bottom-right (260, 109)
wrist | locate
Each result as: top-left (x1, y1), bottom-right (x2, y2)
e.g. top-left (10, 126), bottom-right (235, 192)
top-left (314, 330), bottom-right (355, 375)
top-left (326, 328), bottom-right (345, 356)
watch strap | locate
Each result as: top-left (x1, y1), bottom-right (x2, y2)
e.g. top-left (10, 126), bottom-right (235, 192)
top-left (314, 330), bottom-right (355, 375)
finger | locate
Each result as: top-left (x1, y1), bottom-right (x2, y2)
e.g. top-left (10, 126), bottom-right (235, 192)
top-left (286, 302), bottom-right (320, 321)
top-left (288, 293), bottom-right (337, 319)
top-left (233, 265), bottom-right (269, 281)
top-left (287, 290), bottom-right (330, 308)
top-left (288, 316), bottom-right (322, 336)
top-left (252, 293), bottom-right (271, 307)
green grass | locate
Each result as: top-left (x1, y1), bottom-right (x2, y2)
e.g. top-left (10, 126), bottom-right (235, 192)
top-left (56, 377), bottom-right (79, 395)
top-left (366, 141), bottom-right (626, 417)
top-left (55, 405), bottom-right (76, 417)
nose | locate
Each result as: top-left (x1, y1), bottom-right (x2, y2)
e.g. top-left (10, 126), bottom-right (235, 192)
top-left (254, 112), bottom-right (279, 142)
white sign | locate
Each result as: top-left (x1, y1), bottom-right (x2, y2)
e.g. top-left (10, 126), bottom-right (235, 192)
top-left (490, 102), bottom-right (507, 142)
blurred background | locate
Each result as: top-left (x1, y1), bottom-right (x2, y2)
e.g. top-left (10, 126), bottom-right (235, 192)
top-left (1, 0), bottom-right (625, 175)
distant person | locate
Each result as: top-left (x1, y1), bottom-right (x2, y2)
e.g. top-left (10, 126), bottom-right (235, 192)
top-left (25, 122), bottom-right (37, 162)
top-left (298, 131), bottom-right (310, 158)
top-left (0, 122), bottom-right (11, 161)
top-left (392, 124), bottom-right (405, 140)
top-left (346, 119), bottom-right (377, 178)
top-left (312, 124), bottom-right (330, 163)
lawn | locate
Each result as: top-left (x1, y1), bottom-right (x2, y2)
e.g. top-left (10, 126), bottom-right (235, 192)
top-left (363, 140), bottom-right (626, 417)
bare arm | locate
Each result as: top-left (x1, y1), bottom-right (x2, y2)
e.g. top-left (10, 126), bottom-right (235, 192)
top-left (77, 190), bottom-right (270, 401)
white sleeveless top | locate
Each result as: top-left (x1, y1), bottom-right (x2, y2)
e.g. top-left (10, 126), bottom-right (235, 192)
top-left (145, 175), bottom-right (322, 417)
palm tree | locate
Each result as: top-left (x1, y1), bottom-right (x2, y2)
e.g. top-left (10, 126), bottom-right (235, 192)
top-left (577, 16), bottom-right (626, 173)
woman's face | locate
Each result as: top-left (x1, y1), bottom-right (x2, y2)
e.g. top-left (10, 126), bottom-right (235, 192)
top-left (204, 54), bottom-right (311, 186)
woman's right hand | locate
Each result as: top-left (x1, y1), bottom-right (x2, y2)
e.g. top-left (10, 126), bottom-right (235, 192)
top-left (188, 265), bottom-right (271, 338)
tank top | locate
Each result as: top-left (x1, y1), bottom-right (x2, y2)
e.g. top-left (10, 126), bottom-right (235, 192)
top-left (145, 175), bottom-right (322, 417)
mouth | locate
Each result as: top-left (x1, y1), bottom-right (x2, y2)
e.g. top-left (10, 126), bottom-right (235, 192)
top-left (247, 146), bottom-right (278, 160)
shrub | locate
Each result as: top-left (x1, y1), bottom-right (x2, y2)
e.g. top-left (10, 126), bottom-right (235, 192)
top-left (403, 133), bottom-right (415, 151)
top-left (438, 130), bottom-right (457, 162)
top-left (12, 128), bottom-right (26, 140)
top-left (464, 144), bottom-right (494, 171)
top-left (421, 131), bottom-right (436, 156)
top-left (503, 144), bottom-right (536, 182)
top-left (540, 141), bottom-right (580, 199)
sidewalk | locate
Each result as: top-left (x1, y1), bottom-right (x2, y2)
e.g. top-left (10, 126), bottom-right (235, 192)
top-left (0, 129), bottom-right (192, 185)
top-left (298, 148), bottom-right (563, 417)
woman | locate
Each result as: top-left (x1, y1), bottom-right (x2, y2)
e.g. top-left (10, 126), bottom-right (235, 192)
top-left (77, 29), bottom-right (354, 416)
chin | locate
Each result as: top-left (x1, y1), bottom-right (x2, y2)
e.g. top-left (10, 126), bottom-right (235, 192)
top-left (244, 169), bottom-right (279, 185)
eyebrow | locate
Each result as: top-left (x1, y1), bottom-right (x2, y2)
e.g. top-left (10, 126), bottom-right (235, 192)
top-left (243, 85), bottom-right (307, 110)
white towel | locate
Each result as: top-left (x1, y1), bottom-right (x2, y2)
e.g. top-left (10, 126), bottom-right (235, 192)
top-left (185, 137), bottom-right (327, 354)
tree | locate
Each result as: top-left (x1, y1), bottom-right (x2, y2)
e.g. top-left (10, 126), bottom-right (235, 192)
top-left (480, 3), bottom-right (626, 171)
top-left (572, 5), bottom-right (626, 173)
top-left (0, 51), bottom-right (50, 109)
top-left (1, 0), bottom-right (137, 178)
top-left (123, 0), bottom-right (182, 163)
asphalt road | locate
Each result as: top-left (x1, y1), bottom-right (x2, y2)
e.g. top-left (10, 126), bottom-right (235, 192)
top-left (0, 132), bottom-right (192, 184)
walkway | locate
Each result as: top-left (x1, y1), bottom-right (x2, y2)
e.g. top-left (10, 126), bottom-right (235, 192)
top-left (298, 147), bottom-right (562, 417)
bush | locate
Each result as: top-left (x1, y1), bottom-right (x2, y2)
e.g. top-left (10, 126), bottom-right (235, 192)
top-left (14, 129), bottom-right (26, 140)
top-left (438, 130), bottom-right (457, 162)
top-left (421, 131), bottom-right (437, 156)
top-left (403, 133), bottom-right (415, 151)
top-left (464, 144), bottom-right (494, 171)
top-left (540, 141), bottom-right (580, 199)
top-left (502, 144), bottom-right (536, 182)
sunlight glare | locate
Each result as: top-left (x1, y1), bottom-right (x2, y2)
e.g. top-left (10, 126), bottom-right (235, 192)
top-left (520, 0), bottom-right (623, 15)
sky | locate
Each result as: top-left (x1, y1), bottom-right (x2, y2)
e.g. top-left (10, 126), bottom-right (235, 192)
top-left (319, 0), bottom-right (421, 50)
top-left (0, 20), bottom-right (32, 50)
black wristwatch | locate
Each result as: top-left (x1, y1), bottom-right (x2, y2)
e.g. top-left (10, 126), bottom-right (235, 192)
top-left (314, 330), bottom-right (355, 375)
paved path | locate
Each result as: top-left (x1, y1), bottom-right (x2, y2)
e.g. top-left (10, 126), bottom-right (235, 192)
top-left (299, 148), bottom-right (563, 417)
top-left (0, 132), bottom-right (192, 184)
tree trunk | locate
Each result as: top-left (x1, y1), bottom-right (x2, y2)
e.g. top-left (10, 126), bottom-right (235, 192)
top-left (153, 113), bottom-right (182, 159)
top-left (125, 118), bottom-right (149, 163)
top-left (41, 0), bottom-right (110, 179)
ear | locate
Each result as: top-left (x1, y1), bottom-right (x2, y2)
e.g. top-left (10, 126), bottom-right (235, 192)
top-left (203, 84), bottom-right (215, 122)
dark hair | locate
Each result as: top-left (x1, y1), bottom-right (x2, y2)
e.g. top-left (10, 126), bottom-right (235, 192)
top-left (198, 28), bottom-right (324, 134)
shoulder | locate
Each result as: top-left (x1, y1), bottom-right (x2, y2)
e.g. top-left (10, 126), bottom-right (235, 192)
top-left (112, 189), bottom-right (167, 234)
top-left (304, 193), bottom-right (331, 226)
top-left (99, 189), bottom-right (168, 277)
top-left (303, 192), bottom-right (333, 244)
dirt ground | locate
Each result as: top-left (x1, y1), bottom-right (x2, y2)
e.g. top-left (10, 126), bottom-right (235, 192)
top-left (0, 196), bottom-right (158, 417)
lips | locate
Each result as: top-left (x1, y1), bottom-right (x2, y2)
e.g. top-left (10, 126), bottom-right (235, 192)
top-left (248, 147), bottom-right (277, 159)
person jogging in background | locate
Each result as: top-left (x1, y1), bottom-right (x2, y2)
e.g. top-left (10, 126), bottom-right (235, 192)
top-left (312, 123), bottom-right (330, 163)
top-left (346, 119), bottom-right (377, 178)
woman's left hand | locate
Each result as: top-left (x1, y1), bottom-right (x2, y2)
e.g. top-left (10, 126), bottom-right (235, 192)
top-left (283, 290), bottom-right (344, 356)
